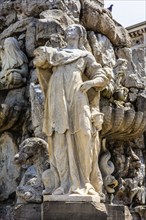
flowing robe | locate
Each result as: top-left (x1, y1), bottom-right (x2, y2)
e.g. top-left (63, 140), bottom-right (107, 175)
top-left (37, 47), bottom-right (110, 193)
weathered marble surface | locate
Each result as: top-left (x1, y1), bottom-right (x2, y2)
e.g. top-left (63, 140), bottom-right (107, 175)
top-left (33, 24), bottom-right (112, 198)
top-left (0, 0), bottom-right (145, 219)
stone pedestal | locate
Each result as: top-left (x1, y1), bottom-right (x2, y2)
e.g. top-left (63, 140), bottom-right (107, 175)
top-left (42, 201), bottom-right (132, 220)
top-left (42, 201), bottom-right (107, 220)
top-left (1, 202), bottom-right (133, 220)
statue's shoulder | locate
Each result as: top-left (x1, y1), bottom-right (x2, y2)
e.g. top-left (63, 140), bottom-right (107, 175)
top-left (84, 51), bottom-right (96, 63)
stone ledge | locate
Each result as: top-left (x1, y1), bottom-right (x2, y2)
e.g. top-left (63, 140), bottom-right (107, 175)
top-left (43, 194), bottom-right (100, 202)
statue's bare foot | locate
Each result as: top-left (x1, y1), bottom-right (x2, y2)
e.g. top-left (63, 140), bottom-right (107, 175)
top-left (69, 188), bottom-right (84, 195)
top-left (85, 183), bottom-right (93, 194)
top-left (52, 187), bottom-right (64, 195)
top-left (88, 188), bottom-right (99, 196)
top-left (85, 183), bottom-right (99, 196)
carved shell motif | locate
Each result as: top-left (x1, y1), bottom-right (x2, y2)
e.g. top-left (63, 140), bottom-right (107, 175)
top-left (101, 106), bottom-right (146, 141)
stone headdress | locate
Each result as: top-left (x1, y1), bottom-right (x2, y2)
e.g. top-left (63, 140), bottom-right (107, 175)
top-left (65, 24), bottom-right (88, 50)
top-left (1, 37), bottom-right (28, 71)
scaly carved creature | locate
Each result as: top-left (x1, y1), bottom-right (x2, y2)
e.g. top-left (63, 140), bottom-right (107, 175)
top-left (99, 139), bottom-right (118, 194)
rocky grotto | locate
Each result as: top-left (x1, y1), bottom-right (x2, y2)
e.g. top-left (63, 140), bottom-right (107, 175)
top-left (0, 0), bottom-right (146, 219)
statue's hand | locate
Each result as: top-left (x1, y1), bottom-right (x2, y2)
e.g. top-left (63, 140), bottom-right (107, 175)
top-left (80, 81), bottom-right (92, 93)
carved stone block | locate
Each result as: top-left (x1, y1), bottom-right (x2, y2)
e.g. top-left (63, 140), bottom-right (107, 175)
top-left (42, 202), bottom-right (132, 220)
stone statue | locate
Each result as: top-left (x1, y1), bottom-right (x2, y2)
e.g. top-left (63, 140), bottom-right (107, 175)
top-left (0, 37), bottom-right (28, 90)
top-left (33, 24), bottom-right (112, 197)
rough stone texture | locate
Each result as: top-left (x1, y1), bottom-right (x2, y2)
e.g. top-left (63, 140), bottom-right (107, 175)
top-left (0, 204), bottom-right (15, 220)
top-left (136, 90), bottom-right (146, 112)
top-left (133, 206), bottom-right (146, 220)
top-left (14, 204), bottom-right (41, 220)
top-left (29, 83), bottom-right (45, 138)
top-left (0, 132), bottom-right (20, 201)
top-left (25, 10), bottom-right (74, 57)
top-left (115, 47), bottom-right (145, 89)
top-left (88, 31), bottom-right (116, 67)
top-left (132, 48), bottom-right (145, 78)
top-left (0, 0), bottom-right (145, 219)
top-left (80, 0), bottom-right (131, 47)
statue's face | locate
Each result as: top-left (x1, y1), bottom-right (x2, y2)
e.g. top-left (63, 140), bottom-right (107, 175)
top-left (4, 38), bottom-right (14, 49)
top-left (4, 40), bottom-right (10, 48)
top-left (66, 26), bottom-right (80, 42)
top-left (3, 38), bottom-right (20, 54)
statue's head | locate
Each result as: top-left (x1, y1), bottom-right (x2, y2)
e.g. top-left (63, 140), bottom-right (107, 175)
top-left (65, 24), bottom-right (87, 50)
top-left (4, 37), bottom-right (21, 52)
top-left (2, 37), bottom-right (28, 70)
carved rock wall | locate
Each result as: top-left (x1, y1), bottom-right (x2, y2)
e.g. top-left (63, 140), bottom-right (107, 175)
top-left (0, 132), bottom-right (20, 201)
top-left (0, 0), bottom-right (146, 219)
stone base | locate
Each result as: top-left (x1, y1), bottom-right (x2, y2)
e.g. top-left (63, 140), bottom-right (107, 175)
top-left (42, 202), bottom-right (132, 220)
top-left (43, 194), bottom-right (100, 202)
top-left (1, 202), bottom-right (134, 220)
